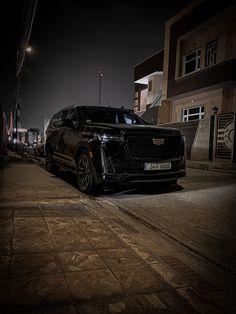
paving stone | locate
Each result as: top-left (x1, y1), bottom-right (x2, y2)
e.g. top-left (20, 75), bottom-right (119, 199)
top-left (66, 269), bottom-right (124, 301)
top-left (41, 208), bottom-right (88, 217)
top-left (0, 235), bottom-right (12, 255)
top-left (14, 209), bottom-right (42, 217)
top-left (150, 262), bottom-right (188, 289)
top-left (0, 202), bottom-right (13, 211)
top-left (14, 203), bottom-right (40, 210)
top-left (14, 218), bottom-right (50, 242)
top-left (46, 217), bottom-right (84, 233)
top-left (109, 217), bottom-right (139, 234)
top-left (89, 235), bottom-right (126, 250)
top-left (128, 244), bottom-right (158, 264)
top-left (97, 248), bottom-right (143, 268)
top-left (11, 274), bottom-right (72, 308)
top-left (0, 218), bottom-right (13, 236)
top-left (177, 287), bottom-right (224, 313)
top-left (78, 223), bottom-right (114, 237)
top-left (11, 304), bottom-right (78, 314)
top-left (58, 251), bottom-right (107, 272)
top-left (0, 278), bottom-right (10, 306)
top-left (0, 255), bottom-right (10, 278)
top-left (13, 236), bottom-right (54, 254)
top-left (128, 293), bottom-right (168, 313)
top-left (11, 253), bottom-right (61, 277)
top-left (51, 233), bottom-right (92, 252)
top-left (111, 265), bottom-right (166, 294)
top-left (0, 209), bottom-right (13, 218)
top-left (77, 298), bottom-right (136, 314)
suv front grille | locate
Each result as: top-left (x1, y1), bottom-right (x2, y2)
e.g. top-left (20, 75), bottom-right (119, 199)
top-left (125, 134), bottom-right (181, 158)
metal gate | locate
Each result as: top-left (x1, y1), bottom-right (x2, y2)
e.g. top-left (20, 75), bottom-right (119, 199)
top-left (216, 112), bottom-right (236, 160)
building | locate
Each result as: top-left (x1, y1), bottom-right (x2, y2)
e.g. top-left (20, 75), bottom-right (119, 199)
top-left (134, 50), bottom-right (163, 124)
top-left (0, 105), bottom-right (8, 160)
top-left (134, 0), bottom-right (236, 162)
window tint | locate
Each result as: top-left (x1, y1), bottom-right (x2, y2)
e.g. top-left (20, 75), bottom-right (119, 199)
top-left (67, 108), bottom-right (79, 128)
top-left (82, 108), bottom-right (145, 125)
top-left (51, 112), bottom-right (62, 128)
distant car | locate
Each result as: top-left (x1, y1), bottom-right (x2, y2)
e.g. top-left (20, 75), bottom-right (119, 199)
top-left (33, 138), bottom-right (45, 157)
top-left (45, 105), bottom-right (186, 194)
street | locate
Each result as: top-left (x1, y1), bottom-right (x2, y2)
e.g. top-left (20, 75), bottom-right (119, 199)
top-left (100, 168), bottom-right (236, 276)
top-left (0, 157), bottom-right (236, 313)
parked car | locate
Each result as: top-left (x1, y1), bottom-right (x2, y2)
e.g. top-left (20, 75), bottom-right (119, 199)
top-left (33, 138), bottom-right (45, 157)
top-left (45, 105), bottom-right (186, 194)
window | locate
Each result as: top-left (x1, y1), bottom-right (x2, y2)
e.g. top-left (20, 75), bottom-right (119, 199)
top-left (182, 105), bottom-right (204, 122)
top-left (82, 108), bottom-right (145, 125)
top-left (52, 112), bottom-right (62, 127)
top-left (183, 48), bottom-right (201, 75)
top-left (67, 108), bottom-right (79, 128)
top-left (205, 40), bottom-right (217, 67)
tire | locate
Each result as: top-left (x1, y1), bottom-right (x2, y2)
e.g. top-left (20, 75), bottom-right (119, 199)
top-left (45, 150), bottom-right (59, 174)
top-left (76, 151), bottom-right (100, 194)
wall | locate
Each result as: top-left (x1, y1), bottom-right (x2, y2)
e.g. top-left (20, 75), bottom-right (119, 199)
top-left (159, 120), bottom-right (199, 159)
top-left (191, 118), bottom-right (210, 160)
top-left (172, 88), bottom-right (223, 123)
top-left (139, 89), bottom-right (148, 112)
top-left (147, 74), bottom-right (162, 105)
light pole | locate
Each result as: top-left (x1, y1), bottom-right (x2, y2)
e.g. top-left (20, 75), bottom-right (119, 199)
top-left (14, 46), bottom-right (32, 151)
top-left (98, 67), bottom-right (103, 106)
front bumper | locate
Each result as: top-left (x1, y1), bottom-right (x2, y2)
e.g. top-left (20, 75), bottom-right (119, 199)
top-left (100, 152), bottom-right (186, 186)
top-left (102, 168), bottom-right (186, 186)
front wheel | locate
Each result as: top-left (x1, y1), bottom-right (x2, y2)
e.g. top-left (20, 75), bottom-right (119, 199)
top-left (77, 151), bottom-right (97, 194)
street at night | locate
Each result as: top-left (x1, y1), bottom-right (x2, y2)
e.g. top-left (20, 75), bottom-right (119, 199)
top-left (1, 0), bottom-right (236, 313)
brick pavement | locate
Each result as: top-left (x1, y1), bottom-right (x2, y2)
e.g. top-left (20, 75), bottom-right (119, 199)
top-left (0, 160), bottom-right (234, 313)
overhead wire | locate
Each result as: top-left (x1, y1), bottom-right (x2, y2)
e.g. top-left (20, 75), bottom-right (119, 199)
top-left (17, 0), bottom-right (38, 77)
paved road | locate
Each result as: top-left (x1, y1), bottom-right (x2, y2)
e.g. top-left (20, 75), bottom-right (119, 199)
top-left (99, 169), bottom-right (236, 276)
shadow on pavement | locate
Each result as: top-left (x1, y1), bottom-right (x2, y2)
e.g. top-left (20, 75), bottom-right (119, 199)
top-left (55, 168), bottom-right (184, 197)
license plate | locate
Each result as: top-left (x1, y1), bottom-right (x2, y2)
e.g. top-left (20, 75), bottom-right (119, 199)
top-left (144, 162), bottom-right (171, 171)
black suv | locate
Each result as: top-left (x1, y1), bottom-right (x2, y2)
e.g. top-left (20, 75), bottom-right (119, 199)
top-left (45, 105), bottom-right (186, 194)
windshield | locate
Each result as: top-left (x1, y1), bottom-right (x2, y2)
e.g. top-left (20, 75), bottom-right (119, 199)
top-left (81, 107), bottom-right (146, 125)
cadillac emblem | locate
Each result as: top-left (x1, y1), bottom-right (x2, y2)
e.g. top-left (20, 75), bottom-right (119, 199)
top-left (152, 138), bottom-right (165, 145)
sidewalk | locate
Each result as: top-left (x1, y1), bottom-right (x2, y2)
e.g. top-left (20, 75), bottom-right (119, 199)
top-left (0, 158), bottom-right (234, 313)
top-left (187, 159), bottom-right (236, 175)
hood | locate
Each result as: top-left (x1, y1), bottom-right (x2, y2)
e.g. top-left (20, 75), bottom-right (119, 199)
top-left (83, 122), bottom-right (182, 136)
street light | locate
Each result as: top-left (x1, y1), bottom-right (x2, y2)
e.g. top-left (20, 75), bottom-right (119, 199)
top-left (26, 46), bottom-right (32, 53)
top-left (98, 67), bottom-right (103, 106)
top-left (212, 106), bottom-right (219, 115)
top-left (14, 46), bottom-right (32, 151)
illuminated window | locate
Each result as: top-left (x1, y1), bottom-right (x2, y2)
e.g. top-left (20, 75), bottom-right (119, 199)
top-left (182, 105), bottom-right (204, 121)
top-left (205, 40), bottom-right (217, 67)
top-left (183, 48), bottom-right (201, 75)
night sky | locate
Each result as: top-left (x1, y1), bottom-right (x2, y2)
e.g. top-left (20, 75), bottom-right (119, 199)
top-left (0, 0), bottom-right (194, 133)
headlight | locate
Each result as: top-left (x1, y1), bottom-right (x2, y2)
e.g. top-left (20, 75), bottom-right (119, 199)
top-left (97, 133), bottom-right (124, 142)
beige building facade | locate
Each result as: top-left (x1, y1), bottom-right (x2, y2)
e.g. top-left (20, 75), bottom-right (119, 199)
top-left (135, 0), bottom-right (236, 162)
top-left (159, 0), bottom-right (236, 126)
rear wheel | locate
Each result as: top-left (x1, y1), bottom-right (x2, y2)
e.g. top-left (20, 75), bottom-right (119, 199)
top-left (77, 151), bottom-right (95, 194)
top-left (45, 150), bottom-right (59, 174)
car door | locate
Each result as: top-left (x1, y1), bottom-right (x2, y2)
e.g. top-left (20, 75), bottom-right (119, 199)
top-left (47, 112), bottom-right (63, 157)
top-left (60, 108), bottom-right (82, 170)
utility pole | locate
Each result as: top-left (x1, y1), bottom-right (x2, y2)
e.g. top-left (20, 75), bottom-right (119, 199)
top-left (14, 0), bottom-right (38, 150)
top-left (98, 67), bottom-right (103, 106)
top-left (15, 51), bottom-right (21, 151)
